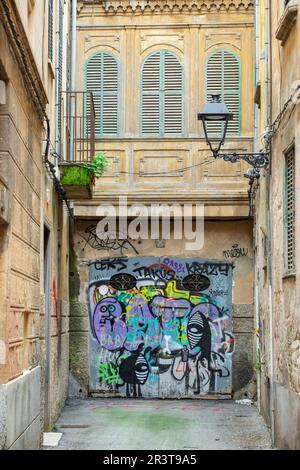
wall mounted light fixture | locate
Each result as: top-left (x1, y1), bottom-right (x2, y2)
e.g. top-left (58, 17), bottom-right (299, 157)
top-left (198, 94), bottom-right (269, 175)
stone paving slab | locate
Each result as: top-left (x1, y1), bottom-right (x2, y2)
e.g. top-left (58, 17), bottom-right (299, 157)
top-left (44, 398), bottom-right (272, 450)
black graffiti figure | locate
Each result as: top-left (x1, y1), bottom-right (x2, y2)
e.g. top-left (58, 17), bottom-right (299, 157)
top-left (118, 344), bottom-right (150, 398)
top-left (188, 311), bottom-right (211, 363)
top-left (187, 310), bottom-right (213, 395)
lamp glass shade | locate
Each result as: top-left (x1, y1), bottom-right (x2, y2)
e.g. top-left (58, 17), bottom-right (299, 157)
top-left (198, 95), bottom-right (233, 122)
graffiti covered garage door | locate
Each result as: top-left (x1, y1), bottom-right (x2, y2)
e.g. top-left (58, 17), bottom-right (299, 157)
top-left (89, 257), bottom-right (233, 398)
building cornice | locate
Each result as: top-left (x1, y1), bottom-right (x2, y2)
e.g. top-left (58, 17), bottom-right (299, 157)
top-left (275, 0), bottom-right (298, 45)
top-left (0, 0), bottom-right (48, 121)
top-left (79, 0), bottom-right (254, 15)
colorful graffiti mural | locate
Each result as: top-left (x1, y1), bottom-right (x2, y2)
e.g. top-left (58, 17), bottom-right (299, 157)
top-left (89, 257), bottom-right (234, 398)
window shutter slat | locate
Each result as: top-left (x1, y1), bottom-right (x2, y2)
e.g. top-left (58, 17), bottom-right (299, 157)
top-left (56, 1), bottom-right (64, 149)
top-left (206, 50), bottom-right (240, 136)
top-left (285, 148), bottom-right (296, 273)
top-left (163, 51), bottom-right (183, 135)
top-left (85, 52), bottom-right (119, 137)
top-left (206, 51), bottom-right (223, 135)
top-left (86, 54), bottom-right (102, 136)
top-left (164, 94), bottom-right (182, 134)
top-left (48, 0), bottom-right (53, 62)
top-left (141, 52), bottom-right (161, 135)
top-left (141, 50), bottom-right (183, 136)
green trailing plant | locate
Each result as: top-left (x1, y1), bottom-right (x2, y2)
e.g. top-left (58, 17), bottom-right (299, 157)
top-left (85, 152), bottom-right (109, 178)
top-left (60, 152), bottom-right (108, 191)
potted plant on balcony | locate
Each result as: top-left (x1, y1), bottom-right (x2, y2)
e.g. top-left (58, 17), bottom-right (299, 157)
top-left (60, 152), bottom-right (108, 200)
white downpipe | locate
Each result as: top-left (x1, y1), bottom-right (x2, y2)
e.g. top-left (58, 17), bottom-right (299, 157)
top-left (254, 0), bottom-right (261, 413)
top-left (252, 0), bottom-right (260, 395)
top-left (266, 0), bottom-right (275, 446)
top-left (55, 0), bottom-right (61, 153)
top-left (254, 0), bottom-right (260, 151)
top-left (69, 0), bottom-right (77, 162)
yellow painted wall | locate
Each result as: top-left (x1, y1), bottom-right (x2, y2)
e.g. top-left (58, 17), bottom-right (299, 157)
top-left (75, 0), bottom-right (255, 215)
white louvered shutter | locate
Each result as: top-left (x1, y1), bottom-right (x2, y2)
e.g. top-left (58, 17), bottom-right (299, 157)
top-left (141, 52), bottom-right (161, 135)
top-left (206, 51), bottom-right (223, 135)
top-left (86, 53), bottom-right (102, 136)
top-left (48, 0), bottom-right (53, 62)
top-left (164, 52), bottom-right (183, 135)
top-left (206, 50), bottom-right (240, 136)
top-left (85, 52), bottom-right (119, 137)
top-left (56, 0), bottom-right (64, 148)
top-left (102, 53), bottom-right (119, 135)
top-left (141, 51), bottom-right (183, 136)
top-left (223, 51), bottom-right (240, 134)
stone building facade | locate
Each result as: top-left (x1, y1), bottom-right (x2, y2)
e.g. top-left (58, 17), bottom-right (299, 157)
top-left (254, 0), bottom-right (300, 450)
top-left (69, 0), bottom-right (257, 401)
top-left (2, 0), bottom-right (300, 451)
top-left (0, 0), bottom-right (71, 449)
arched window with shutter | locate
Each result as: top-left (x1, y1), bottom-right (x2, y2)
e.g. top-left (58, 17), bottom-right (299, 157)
top-left (206, 49), bottom-right (241, 136)
top-left (85, 52), bottom-right (119, 137)
top-left (141, 50), bottom-right (184, 136)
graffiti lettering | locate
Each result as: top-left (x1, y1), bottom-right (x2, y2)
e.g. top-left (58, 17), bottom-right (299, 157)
top-left (223, 244), bottom-right (249, 259)
top-left (98, 361), bottom-right (123, 385)
top-left (94, 257), bottom-right (129, 272)
top-left (209, 289), bottom-right (228, 297)
top-left (162, 257), bottom-right (185, 274)
top-left (80, 225), bottom-right (139, 255)
top-left (132, 263), bottom-right (176, 281)
top-left (186, 262), bottom-right (231, 277)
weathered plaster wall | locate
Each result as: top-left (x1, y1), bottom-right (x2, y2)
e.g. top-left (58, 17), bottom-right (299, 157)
top-left (0, 1), bottom-right (70, 448)
top-left (70, 219), bottom-right (255, 399)
top-left (254, 0), bottom-right (300, 449)
top-left (0, 367), bottom-right (41, 450)
top-left (0, 15), bottom-right (43, 389)
top-left (75, 0), bottom-right (254, 215)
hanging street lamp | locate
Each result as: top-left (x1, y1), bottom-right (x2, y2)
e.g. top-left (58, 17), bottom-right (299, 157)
top-left (198, 94), bottom-right (269, 176)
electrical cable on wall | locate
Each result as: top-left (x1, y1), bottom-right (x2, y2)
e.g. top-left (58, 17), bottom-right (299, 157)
top-left (1, 0), bottom-right (73, 218)
top-left (263, 84), bottom-right (300, 149)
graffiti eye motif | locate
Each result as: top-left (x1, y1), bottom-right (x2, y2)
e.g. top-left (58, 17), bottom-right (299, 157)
top-left (187, 312), bottom-right (204, 349)
top-left (182, 274), bottom-right (210, 292)
top-left (110, 273), bottom-right (137, 291)
top-left (190, 325), bottom-right (201, 334)
top-left (100, 305), bottom-right (107, 313)
top-left (108, 305), bottom-right (116, 313)
top-left (134, 354), bottom-right (149, 385)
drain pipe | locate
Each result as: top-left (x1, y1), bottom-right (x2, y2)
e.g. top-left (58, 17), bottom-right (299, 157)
top-left (254, 0), bottom-right (261, 413)
top-left (266, 0), bottom-right (275, 447)
top-left (69, 0), bottom-right (77, 162)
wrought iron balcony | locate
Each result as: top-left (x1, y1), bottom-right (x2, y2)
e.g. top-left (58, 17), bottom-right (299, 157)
top-left (61, 91), bottom-right (96, 162)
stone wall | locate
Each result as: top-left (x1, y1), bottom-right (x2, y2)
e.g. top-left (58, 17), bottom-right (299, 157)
top-left (0, 1), bottom-right (70, 448)
top-left (254, 0), bottom-right (300, 449)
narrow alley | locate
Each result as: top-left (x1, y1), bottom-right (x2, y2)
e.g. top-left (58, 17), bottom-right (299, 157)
top-left (1, 0), bottom-right (300, 453)
top-left (44, 399), bottom-right (272, 451)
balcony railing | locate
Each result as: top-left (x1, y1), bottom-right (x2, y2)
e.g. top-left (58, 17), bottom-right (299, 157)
top-left (62, 91), bottom-right (95, 162)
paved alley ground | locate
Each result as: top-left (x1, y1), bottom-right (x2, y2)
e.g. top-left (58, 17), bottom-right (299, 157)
top-left (46, 398), bottom-right (272, 450)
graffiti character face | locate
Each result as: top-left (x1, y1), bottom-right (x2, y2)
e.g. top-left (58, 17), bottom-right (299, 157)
top-left (134, 354), bottom-right (149, 385)
top-left (93, 297), bottom-right (126, 351)
top-left (98, 297), bottom-right (122, 318)
top-left (187, 311), bottom-right (205, 349)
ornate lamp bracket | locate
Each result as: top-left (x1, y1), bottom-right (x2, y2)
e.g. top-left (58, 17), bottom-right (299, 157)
top-left (215, 151), bottom-right (269, 171)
